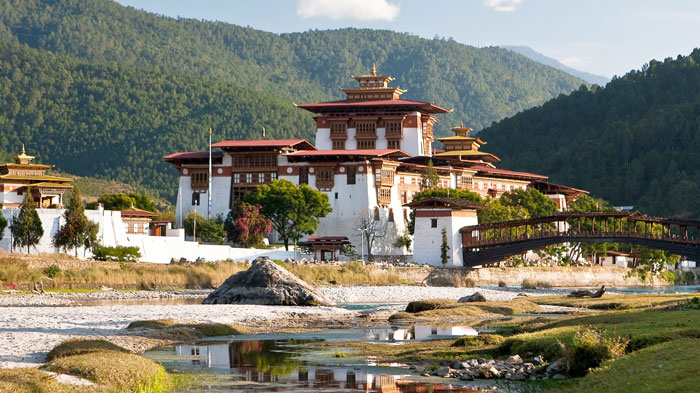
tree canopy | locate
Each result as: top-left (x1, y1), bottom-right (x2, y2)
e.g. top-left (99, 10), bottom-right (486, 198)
top-left (245, 179), bottom-right (332, 250)
top-left (53, 187), bottom-right (99, 256)
top-left (0, 0), bottom-right (585, 203)
top-left (479, 49), bottom-right (700, 219)
top-left (10, 192), bottom-right (44, 254)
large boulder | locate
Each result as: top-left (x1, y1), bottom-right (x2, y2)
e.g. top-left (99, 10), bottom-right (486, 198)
top-left (203, 257), bottom-right (334, 306)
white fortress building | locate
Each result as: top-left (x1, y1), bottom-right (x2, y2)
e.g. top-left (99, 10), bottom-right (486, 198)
top-left (166, 68), bottom-right (588, 265)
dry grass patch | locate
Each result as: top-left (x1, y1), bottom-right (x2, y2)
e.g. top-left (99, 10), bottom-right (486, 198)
top-left (48, 351), bottom-right (168, 393)
top-left (532, 293), bottom-right (699, 311)
top-left (398, 298), bottom-right (541, 322)
top-left (286, 262), bottom-right (403, 286)
top-left (0, 256), bottom-right (247, 290)
top-left (0, 368), bottom-right (91, 393)
top-left (47, 339), bottom-right (129, 362)
top-left (127, 319), bottom-right (248, 339)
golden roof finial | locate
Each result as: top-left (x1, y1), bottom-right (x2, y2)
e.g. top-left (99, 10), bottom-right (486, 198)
top-left (21, 143), bottom-right (25, 155)
top-left (371, 63), bottom-right (377, 76)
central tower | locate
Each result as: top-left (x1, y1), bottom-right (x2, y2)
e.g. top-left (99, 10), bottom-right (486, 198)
top-left (297, 66), bottom-right (449, 157)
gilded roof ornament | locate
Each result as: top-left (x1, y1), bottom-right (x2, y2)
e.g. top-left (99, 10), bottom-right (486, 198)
top-left (371, 63), bottom-right (377, 76)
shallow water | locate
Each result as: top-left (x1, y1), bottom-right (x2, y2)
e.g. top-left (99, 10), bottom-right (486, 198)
top-left (146, 327), bottom-right (507, 393)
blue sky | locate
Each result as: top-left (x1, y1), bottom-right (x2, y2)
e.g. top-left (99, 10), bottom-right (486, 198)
top-left (114, 0), bottom-right (700, 78)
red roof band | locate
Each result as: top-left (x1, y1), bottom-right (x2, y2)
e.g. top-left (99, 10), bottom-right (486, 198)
top-left (296, 99), bottom-right (450, 114)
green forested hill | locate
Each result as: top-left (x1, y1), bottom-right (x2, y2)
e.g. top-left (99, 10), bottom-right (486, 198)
top-left (0, 0), bottom-right (585, 133)
top-left (478, 51), bottom-right (700, 219)
top-left (0, 41), bottom-right (314, 200)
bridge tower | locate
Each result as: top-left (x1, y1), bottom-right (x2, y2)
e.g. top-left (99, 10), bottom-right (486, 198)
top-left (405, 197), bottom-right (485, 267)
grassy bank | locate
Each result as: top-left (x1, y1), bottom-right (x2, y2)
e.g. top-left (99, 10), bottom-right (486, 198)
top-left (0, 256), bottom-right (421, 291)
top-left (319, 294), bottom-right (700, 392)
top-left (0, 256), bottom-right (247, 290)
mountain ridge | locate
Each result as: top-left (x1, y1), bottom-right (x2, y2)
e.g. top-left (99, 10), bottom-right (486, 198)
top-left (502, 45), bottom-right (610, 86)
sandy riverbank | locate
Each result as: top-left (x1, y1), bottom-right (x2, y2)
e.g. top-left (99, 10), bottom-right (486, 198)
top-left (0, 285), bottom-right (571, 369)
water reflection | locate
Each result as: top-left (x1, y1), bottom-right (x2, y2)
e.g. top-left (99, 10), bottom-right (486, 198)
top-left (363, 325), bottom-right (478, 341)
top-left (159, 337), bottom-right (483, 392)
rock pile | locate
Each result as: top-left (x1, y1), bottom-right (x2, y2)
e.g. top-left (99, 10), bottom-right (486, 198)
top-left (203, 257), bottom-right (334, 306)
top-left (413, 354), bottom-right (570, 381)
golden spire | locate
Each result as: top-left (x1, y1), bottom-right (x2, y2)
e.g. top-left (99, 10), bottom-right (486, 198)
top-left (21, 143), bottom-right (26, 155)
top-left (371, 63), bottom-right (377, 76)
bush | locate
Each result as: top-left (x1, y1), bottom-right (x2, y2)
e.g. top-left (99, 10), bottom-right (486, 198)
top-left (685, 271), bottom-right (696, 284)
top-left (93, 245), bottom-right (141, 262)
top-left (451, 334), bottom-right (504, 347)
top-left (47, 339), bottom-right (128, 362)
top-left (522, 279), bottom-right (552, 289)
top-left (405, 298), bottom-right (455, 313)
top-left (42, 264), bottom-right (61, 278)
top-left (567, 328), bottom-right (628, 377)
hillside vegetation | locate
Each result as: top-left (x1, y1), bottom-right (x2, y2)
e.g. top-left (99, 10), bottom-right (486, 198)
top-left (0, 0), bottom-right (586, 201)
top-left (0, 41), bottom-right (314, 199)
top-left (0, 0), bottom-right (585, 134)
top-left (479, 50), bottom-right (700, 218)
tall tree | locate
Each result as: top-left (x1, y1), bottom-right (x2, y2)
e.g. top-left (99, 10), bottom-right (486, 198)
top-left (356, 214), bottom-right (387, 260)
top-left (245, 179), bottom-right (332, 250)
top-left (10, 191), bottom-right (44, 254)
top-left (0, 215), bottom-right (7, 241)
top-left (419, 160), bottom-right (440, 190)
top-left (53, 187), bottom-right (94, 256)
top-left (440, 227), bottom-right (450, 265)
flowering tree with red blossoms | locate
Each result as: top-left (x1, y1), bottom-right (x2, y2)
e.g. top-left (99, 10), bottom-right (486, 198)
top-left (224, 202), bottom-right (272, 247)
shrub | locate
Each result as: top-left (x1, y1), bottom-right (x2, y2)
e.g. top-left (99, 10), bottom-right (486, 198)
top-left (47, 339), bottom-right (128, 362)
top-left (451, 334), bottom-right (504, 347)
top-left (405, 299), bottom-right (455, 313)
top-left (567, 328), bottom-right (628, 377)
top-left (42, 264), bottom-right (61, 278)
top-left (685, 271), bottom-right (696, 283)
top-left (93, 245), bottom-right (141, 262)
top-left (521, 279), bottom-right (552, 289)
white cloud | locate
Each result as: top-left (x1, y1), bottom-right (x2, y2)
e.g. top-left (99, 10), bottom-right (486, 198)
top-left (484, 0), bottom-right (522, 12)
top-left (561, 56), bottom-right (593, 69)
top-left (296, 0), bottom-right (400, 22)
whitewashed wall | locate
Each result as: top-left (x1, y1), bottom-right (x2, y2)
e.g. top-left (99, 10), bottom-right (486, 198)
top-left (412, 210), bottom-right (477, 267)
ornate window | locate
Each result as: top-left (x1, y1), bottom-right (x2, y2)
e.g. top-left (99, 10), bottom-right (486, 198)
top-left (330, 122), bottom-right (347, 138)
top-left (357, 140), bottom-right (375, 149)
top-left (346, 166), bottom-right (356, 185)
top-left (299, 167), bottom-right (309, 184)
top-left (378, 187), bottom-right (391, 205)
top-left (258, 173), bottom-right (265, 183)
top-left (385, 121), bottom-right (402, 137)
top-left (233, 174), bottom-right (240, 184)
top-left (190, 171), bottom-right (208, 189)
top-left (332, 139), bottom-right (345, 150)
top-left (246, 173), bottom-right (253, 183)
top-left (387, 139), bottom-right (401, 150)
top-left (356, 122), bottom-right (376, 136)
top-left (316, 167), bottom-right (334, 190)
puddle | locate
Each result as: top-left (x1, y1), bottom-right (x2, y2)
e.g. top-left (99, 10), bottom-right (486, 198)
top-left (146, 326), bottom-right (507, 392)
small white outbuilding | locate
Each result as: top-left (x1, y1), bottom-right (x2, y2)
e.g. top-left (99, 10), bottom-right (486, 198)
top-left (406, 197), bottom-right (484, 267)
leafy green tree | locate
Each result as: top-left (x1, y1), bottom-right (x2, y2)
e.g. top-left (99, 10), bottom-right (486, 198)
top-left (97, 193), bottom-right (135, 211)
top-left (245, 179), bottom-right (332, 250)
top-left (97, 193), bottom-right (158, 212)
top-left (419, 160), bottom-right (440, 190)
top-left (10, 192), bottom-right (44, 254)
top-left (184, 211), bottom-right (206, 239)
top-left (498, 188), bottom-right (557, 218)
top-left (184, 211), bottom-right (224, 244)
top-left (200, 217), bottom-right (226, 245)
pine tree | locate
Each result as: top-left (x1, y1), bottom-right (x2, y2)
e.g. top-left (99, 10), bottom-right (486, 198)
top-left (10, 191), bottom-right (44, 254)
top-left (0, 215), bottom-right (7, 240)
top-left (52, 187), bottom-right (92, 256)
top-left (420, 160), bottom-right (440, 190)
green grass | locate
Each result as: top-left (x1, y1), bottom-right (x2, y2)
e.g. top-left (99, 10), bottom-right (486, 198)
top-left (127, 319), bottom-right (247, 339)
top-left (399, 298), bottom-right (542, 321)
top-left (532, 293), bottom-right (699, 311)
top-left (542, 338), bottom-right (700, 393)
